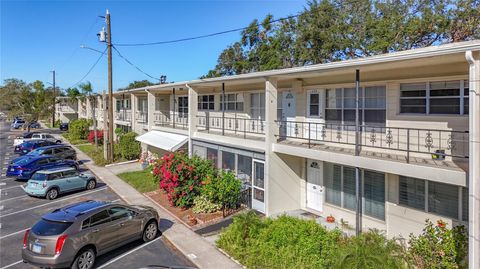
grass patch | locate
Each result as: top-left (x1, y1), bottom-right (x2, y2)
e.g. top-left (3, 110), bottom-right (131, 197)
top-left (62, 133), bottom-right (88, 145)
top-left (76, 143), bottom-right (126, 166)
top-left (118, 170), bottom-right (158, 193)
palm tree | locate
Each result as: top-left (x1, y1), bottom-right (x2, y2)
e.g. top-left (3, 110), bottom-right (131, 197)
top-left (79, 82), bottom-right (98, 149)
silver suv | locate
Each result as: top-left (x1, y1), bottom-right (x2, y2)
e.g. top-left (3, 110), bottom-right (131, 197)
top-left (22, 200), bottom-right (160, 269)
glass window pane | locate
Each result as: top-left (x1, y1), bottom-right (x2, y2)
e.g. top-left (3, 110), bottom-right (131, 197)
top-left (343, 167), bottom-right (357, 211)
top-left (324, 164), bottom-right (341, 206)
top-left (222, 151), bottom-right (235, 172)
top-left (206, 148), bottom-right (218, 167)
top-left (400, 99), bottom-right (426, 113)
top-left (430, 98), bottom-right (460, 114)
top-left (462, 187), bottom-right (468, 222)
top-left (254, 162), bottom-right (264, 189)
top-left (364, 171), bottom-right (385, 220)
top-left (90, 210), bottom-right (111, 227)
top-left (428, 181), bottom-right (459, 219)
top-left (237, 155), bottom-right (252, 188)
top-left (399, 176), bottom-right (425, 210)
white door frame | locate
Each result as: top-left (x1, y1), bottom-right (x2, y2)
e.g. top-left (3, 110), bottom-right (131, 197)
top-left (306, 159), bottom-right (324, 213)
top-left (282, 90), bottom-right (296, 137)
top-left (252, 159), bottom-right (265, 213)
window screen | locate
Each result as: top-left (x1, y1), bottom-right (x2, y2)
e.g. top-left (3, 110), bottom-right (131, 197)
top-left (309, 93), bottom-right (320, 116)
top-left (399, 176), bottom-right (425, 210)
top-left (364, 170), bottom-right (385, 220)
top-left (428, 181), bottom-right (459, 219)
top-left (400, 83), bottom-right (427, 113)
top-left (462, 187), bottom-right (468, 222)
top-left (324, 164), bottom-right (341, 206)
top-left (198, 95), bottom-right (215, 111)
top-left (342, 167), bottom-right (357, 211)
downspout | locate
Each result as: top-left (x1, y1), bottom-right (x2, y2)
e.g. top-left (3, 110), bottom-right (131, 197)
top-left (466, 50), bottom-right (480, 269)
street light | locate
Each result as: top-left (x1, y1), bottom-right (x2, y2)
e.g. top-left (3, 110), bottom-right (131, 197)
top-left (80, 45), bottom-right (104, 54)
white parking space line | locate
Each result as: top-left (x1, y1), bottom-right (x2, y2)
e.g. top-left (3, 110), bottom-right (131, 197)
top-left (0, 186), bottom-right (107, 218)
top-left (96, 237), bottom-right (163, 269)
top-left (0, 194), bottom-right (27, 203)
top-left (0, 185), bottom-right (21, 191)
top-left (0, 228), bottom-right (28, 240)
top-left (0, 260), bottom-right (23, 269)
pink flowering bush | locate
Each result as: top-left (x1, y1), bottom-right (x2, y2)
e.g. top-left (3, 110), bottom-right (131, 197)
top-left (152, 152), bottom-right (216, 208)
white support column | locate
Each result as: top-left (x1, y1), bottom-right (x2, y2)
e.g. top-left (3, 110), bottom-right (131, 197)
top-left (466, 50), bottom-right (480, 269)
top-left (131, 93), bottom-right (137, 133)
top-left (265, 77), bottom-right (278, 216)
top-left (146, 90), bottom-right (155, 131)
top-left (187, 84), bottom-right (198, 157)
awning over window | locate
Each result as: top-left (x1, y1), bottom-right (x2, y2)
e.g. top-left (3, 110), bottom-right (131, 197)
top-left (135, 130), bottom-right (188, 152)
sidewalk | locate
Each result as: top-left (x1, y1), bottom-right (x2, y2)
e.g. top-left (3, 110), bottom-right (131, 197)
top-left (65, 141), bottom-right (242, 269)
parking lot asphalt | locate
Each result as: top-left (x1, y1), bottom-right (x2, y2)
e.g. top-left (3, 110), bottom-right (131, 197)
top-left (0, 119), bottom-right (195, 269)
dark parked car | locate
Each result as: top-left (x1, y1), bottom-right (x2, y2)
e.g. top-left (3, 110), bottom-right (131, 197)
top-left (14, 140), bottom-right (58, 155)
top-left (6, 155), bottom-right (78, 180)
top-left (22, 200), bottom-right (159, 269)
top-left (59, 122), bottom-right (68, 131)
top-left (11, 145), bottom-right (77, 164)
top-left (28, 121), bottom-right (41, 129)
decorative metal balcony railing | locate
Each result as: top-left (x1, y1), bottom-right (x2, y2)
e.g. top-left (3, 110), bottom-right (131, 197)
top-left (153, 111), bottom-right (188, 130)
top-left (114, 110), bottom-right (132, 122)
top-left (196, 115), bottom-right (265, 138)
top-left (277, 120), bottom-right (469, 161)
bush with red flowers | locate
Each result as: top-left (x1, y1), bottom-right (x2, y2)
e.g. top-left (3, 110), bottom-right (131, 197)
top-left (87, 130), bottom-right (104, 145)
top-left (152, 152), bottom-right (216, 208)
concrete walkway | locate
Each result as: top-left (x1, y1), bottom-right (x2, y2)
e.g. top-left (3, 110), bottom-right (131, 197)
top-left (66, 142), bottom-right (242, 269)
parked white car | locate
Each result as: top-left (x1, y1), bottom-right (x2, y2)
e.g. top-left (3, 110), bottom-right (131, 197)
top-left (13, 133), bottom-right (62, 146)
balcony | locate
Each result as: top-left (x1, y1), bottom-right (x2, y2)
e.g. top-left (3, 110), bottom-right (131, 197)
top-left (153, 111), bottom-right (188, 130)
top-left (276, 120), bottom-right (468, 169)
top-left (114, 110), bottom-right (132, 123)
top-left (196, 115), bottom-right (265, 140)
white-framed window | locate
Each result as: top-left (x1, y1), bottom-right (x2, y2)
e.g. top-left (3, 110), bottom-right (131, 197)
top-left (198, 95), bottom-right (215, 111)
top-left (400, 80), bottom-right (468, 115)
top-left (325, 86), bottom-right (386, 125)
top-left (220, 93), bottom-right (244, 111)
top-left (324, 163), bottom-right (386, 220)
top-left (250, 93), bottom-right (265, 120)
top-left (398, 176), bottom-right (467, 221)
top-left (177, 96), bottom-right (188, 115)
top-left (137, 98), bottom-right (148, 112)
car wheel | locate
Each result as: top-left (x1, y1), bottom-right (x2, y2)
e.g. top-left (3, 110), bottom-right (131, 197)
top-left (46, 188), bottom-right (58, 200)
top-left (72, 247), bottom-right (96, 269)
top-left (142, 220), bottom-right (158, 242)
top-left (55, 140), bottom-right (61, 144)
top-left (71, 164), bottom-right (79, 170)
top-left (86, 180), bottom-right (96, 190)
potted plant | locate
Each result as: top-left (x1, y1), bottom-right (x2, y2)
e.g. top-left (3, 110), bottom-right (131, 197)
top-left (326, 215), bottom-right (335, 223)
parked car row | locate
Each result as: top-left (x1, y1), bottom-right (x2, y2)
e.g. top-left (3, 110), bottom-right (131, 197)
top-left (11, 118), bottom-right (41, 129)
top-left (14, 132), bottom-right (62, 146)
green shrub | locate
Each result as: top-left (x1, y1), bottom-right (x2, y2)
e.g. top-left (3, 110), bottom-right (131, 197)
top-left (408, 220), bottom-right (468, 269)
top-left (202, 170), bottom-right (241, 216)
top-left (118, 132), bottom-right (141, 160)
top-left (192, 195), bottom-right (221, 214)
top-left (68, 119), bottom-right (92, 140)
top-left (217, 212), bottom-right (342, 269)
top-left (332, 230), bottom-right (410, 269)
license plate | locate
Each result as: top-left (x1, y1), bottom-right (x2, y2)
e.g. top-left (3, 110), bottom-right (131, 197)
top-left (32, 243), bottom-right (42, 253)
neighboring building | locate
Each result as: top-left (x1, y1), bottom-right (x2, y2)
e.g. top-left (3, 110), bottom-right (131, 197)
top-left (60, 41), bottom-right (480, 252)
top-left (55, 97), bottom-right (78, 123)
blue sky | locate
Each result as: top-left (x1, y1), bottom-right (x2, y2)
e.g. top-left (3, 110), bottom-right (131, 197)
top-left (1, 0), bottom-right (305, 92)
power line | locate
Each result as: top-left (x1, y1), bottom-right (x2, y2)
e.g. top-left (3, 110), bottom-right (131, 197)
top-left (112, 45), bottom-right (160, 81)
top-left (113, 14), bottom-right (300, 47)
top-left (68, 47), bottom-right (107, 89)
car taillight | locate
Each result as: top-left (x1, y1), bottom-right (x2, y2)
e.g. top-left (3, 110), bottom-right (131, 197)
top-left (17, 167), bottom-right (29, 171)
top-left (55, 234), bottom-right (68, 255)
top-left (23, 229), bottom-right (29, 248)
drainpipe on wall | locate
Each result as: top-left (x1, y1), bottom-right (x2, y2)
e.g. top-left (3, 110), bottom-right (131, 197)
top-left (222, 83), bottom-right (225, 136)
top-left (466, 50), bottom-right (480, 269)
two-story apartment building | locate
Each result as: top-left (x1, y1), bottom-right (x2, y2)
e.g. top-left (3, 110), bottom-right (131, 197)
top-left (59, 41), bottom-right (480, 262)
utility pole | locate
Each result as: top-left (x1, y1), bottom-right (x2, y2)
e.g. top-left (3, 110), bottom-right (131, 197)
top-left (355, 69), bottom-right (362, 236)
top-left (51, 70), bottom-right (56, 127)
top-left (103, 90), bottom-right (108, 160)
top-left (106, 9), bottom-right (114, 162)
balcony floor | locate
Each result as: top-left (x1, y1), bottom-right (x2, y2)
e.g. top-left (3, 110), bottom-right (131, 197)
top-left (278, 139), bottom-right (468, 173)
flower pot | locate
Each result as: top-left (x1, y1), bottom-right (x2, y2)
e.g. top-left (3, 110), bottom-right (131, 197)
top-left (326, 216), bottom-right (335, 223)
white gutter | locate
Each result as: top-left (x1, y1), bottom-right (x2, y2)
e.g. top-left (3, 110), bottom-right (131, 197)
top-left (466, 50), bottom-right (480, 269)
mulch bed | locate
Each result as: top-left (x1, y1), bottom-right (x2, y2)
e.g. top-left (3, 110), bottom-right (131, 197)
top-left (145, 189), bottom-right (229, 227)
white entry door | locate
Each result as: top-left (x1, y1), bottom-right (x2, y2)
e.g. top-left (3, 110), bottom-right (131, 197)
top-left (252, 160), bottom-right (265, 213)
top-left (282, 91), bottom-right (296, 137)
top-left (306, 160), bottom-right (324, 212)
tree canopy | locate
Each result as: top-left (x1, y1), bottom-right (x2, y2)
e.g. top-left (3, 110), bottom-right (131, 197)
top-left (202, 0), bottom-right (480, 78)
top-left (117, 80), bottom-right (155, 91)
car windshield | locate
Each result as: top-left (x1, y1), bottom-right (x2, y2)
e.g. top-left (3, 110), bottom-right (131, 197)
top-left (22, 141), bottom-right (36, 147)
top-left (31, 219), bottom-right (72, 236)
top-left (15, 158), bottom-right (32, 166)
top-left (27, 149), bottom-right (44, 156)
top-left (30, 173), bottom-right (49, 181)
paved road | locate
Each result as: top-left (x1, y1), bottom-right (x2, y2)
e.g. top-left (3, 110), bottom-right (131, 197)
top-left (0, 119), bottom-right (195, 269)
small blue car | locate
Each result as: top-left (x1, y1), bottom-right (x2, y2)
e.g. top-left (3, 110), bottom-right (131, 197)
top-left (6, 156), bottom-right (78, 180)
top-left (25, 167), bottom-right (97, 200)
